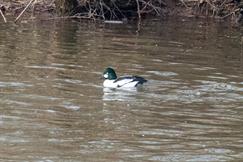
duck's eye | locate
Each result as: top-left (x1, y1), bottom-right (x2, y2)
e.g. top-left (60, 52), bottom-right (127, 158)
top-left (103, 73), bottom-right (108, 78)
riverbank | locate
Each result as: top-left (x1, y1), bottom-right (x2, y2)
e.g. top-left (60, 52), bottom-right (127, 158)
top-left (0, 0), bottom-right (55, 22)
top-left (0, 0), bottom-right (242, 23)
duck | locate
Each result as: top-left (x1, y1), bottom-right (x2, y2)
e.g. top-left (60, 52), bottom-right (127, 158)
top-left (102, 67), bottom-right (147, 88)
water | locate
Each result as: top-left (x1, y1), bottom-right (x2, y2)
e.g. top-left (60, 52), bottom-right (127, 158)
top-left (0, 19), bottom-right (243, 161)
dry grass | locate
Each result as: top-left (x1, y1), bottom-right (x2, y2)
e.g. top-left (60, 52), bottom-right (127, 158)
top-left (184, 0), bottom-right (241, 19)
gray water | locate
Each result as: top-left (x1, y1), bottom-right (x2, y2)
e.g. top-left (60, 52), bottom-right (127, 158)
top-left (0, 19), bottom-right (243, 161)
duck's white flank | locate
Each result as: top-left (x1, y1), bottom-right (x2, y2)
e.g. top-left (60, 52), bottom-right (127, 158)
top-left (103, 78), bottom-right (141, 88)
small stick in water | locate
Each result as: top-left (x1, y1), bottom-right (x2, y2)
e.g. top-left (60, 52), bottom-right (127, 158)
top-left (0, 5), bottom-right (7, 23)
top-left (15, 0), bottom-right (35, 23)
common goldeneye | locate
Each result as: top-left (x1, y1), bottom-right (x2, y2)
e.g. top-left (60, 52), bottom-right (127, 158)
top-left (103, 67), bottom-right (147, 88)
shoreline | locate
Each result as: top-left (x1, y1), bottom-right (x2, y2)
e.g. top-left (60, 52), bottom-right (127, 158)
top-left (0, 0), bottom-right (242, 24)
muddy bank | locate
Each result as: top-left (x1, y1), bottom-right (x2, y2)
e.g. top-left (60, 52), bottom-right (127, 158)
top-left (0, 0), bottom-right (242, 23)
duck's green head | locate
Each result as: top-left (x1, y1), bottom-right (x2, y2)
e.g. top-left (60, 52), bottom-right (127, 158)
top-left (103, 67), bottom-right (117, 80)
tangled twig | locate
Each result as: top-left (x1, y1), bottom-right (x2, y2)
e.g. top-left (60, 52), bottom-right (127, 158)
top-left (0, 5), bottom-right (7, 23)
top-left (15, 0), bottom-right (35, 22)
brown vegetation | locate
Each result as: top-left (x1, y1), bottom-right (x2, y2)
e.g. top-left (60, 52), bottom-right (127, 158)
top-left (53, 0), bottom-right (243, 22)
top-left (0, 0), bottom-right (242, 23)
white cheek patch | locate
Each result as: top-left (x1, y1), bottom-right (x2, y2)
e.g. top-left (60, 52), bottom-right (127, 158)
top-left (103, 73), bottom-right (108, 78)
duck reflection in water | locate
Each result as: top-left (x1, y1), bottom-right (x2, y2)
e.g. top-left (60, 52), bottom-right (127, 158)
top-left (102, 87), bottom-right (140, 101)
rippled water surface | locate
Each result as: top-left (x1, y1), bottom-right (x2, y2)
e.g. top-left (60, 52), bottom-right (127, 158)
top-left (0, 19), bottom-right (243, 161)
